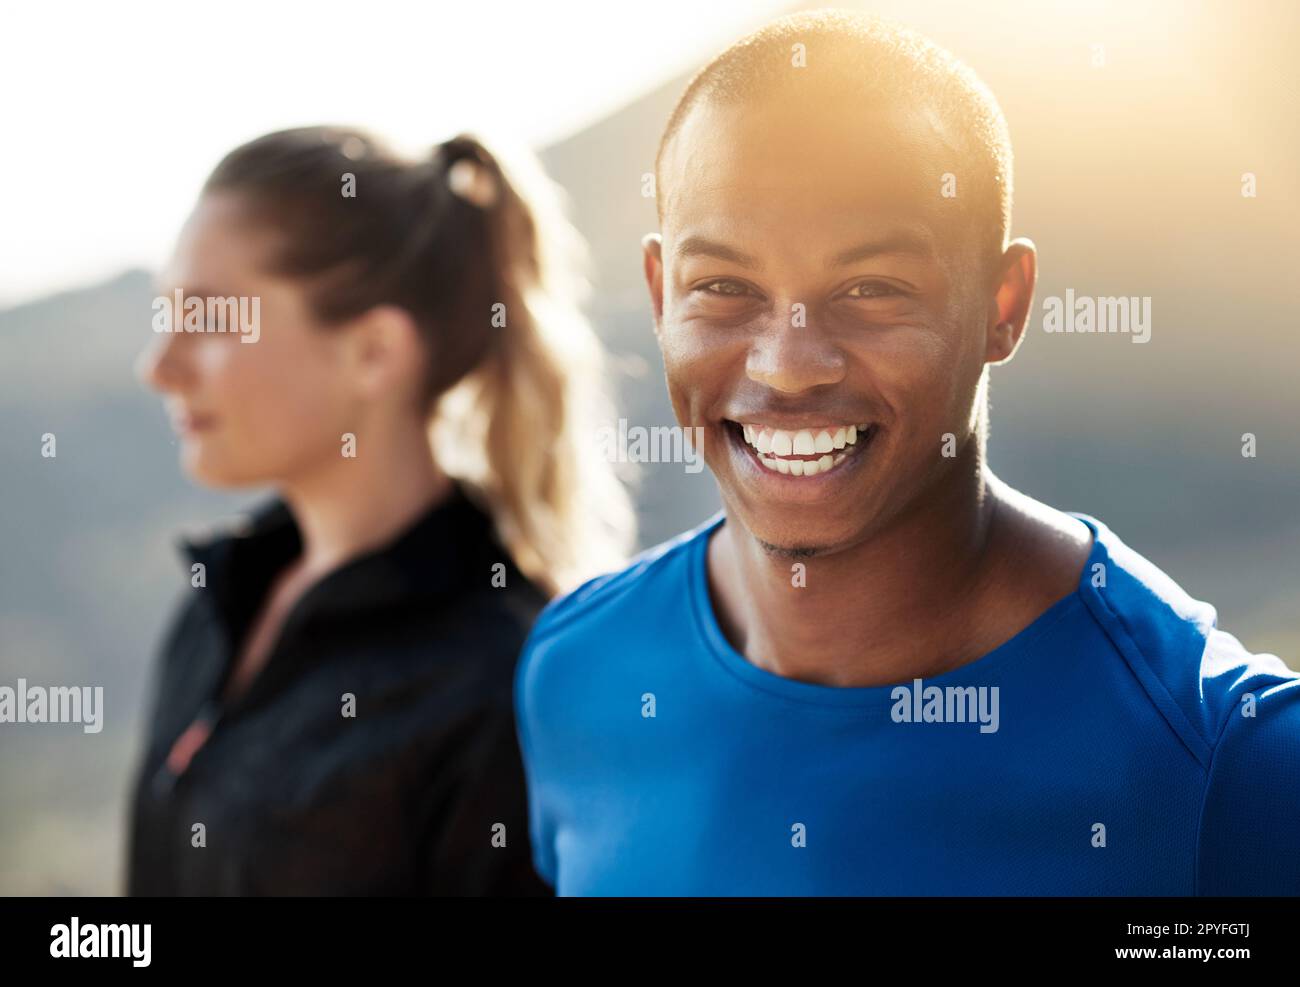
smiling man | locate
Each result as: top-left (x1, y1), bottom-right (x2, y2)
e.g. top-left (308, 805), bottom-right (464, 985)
top-left (514, 11), bottom-right (1300, 895)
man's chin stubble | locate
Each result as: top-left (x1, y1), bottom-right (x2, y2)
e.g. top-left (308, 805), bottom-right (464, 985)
top-left (755, 539), bottom-right (828, 560)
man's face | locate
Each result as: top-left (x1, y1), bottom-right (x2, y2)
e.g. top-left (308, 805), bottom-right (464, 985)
top-left (647, 94), bottom-right (1001, 555)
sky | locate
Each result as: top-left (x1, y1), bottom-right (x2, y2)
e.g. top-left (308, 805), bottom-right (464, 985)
top-left (0, 0), bottom-right (790, 307)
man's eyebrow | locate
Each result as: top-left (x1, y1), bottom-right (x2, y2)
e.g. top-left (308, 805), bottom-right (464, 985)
top-left (673, 232), bottom-right (936, 269)
top-left (830, 232), bottom-right (935, 266)
top-left (674, 236), bottom-right (760, 269)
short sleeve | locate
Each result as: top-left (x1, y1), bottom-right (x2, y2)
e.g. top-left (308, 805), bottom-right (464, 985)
top-left (1195, 653), bottom-right (1300, 894)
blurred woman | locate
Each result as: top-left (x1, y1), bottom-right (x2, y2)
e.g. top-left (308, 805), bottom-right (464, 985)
top-left (128, 127), bottom-right (634, 894)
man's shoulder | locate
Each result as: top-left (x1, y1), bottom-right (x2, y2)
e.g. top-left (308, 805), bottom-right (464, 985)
top-left (513, 513), bottom-right (720, 742)
top-left (523, 511), bottom-right (722, 651)
top-left (1072, 512), bottom-right (1298, 761)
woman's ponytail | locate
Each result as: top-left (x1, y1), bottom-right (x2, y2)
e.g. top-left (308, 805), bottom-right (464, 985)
top-left (428, 135), bottom-right (636, 595)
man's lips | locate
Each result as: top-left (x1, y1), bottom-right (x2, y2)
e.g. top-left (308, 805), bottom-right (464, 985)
top-left (723, 418), bottom-right (877, 479)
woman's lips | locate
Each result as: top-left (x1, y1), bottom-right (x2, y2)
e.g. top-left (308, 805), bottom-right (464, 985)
top-left (171, 411), bottom-right (218, 435)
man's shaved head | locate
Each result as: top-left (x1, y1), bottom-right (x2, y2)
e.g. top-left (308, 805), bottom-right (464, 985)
top-left (655, 10), bottom-right (1013, 265)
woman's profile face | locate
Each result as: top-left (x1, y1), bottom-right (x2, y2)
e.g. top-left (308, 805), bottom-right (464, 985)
top-left (138, 193), bottom-right (362, 489)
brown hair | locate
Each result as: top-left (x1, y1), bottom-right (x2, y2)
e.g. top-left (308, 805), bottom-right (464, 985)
top-left (204, 126), bottom-right (635, 594)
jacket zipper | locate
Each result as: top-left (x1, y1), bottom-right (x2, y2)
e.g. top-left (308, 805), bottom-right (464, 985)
top-left (151, 586), bottom-right (319, 795)
top-left (151, 698), bottom-right (224, 795)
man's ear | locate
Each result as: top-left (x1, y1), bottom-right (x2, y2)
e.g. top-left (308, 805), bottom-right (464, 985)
top-left (642, 233), bottom-right (665, 333)
top-left (985, 237), bottom-right (1037, 366)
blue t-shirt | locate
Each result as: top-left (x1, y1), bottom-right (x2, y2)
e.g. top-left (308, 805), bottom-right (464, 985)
top-left (514, 511), bottom-right (1300, 895)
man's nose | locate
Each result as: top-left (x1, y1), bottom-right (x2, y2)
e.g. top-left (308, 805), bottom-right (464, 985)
top-left (745, 318), bottom-right (847, 394)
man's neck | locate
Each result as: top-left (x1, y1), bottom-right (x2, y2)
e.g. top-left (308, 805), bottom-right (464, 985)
top-left (705, 460), bottom-right (1079, 689)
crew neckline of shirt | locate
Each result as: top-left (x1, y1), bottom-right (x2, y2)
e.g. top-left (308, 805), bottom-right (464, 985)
top-left (688, 509), bottom-right (1103, 709)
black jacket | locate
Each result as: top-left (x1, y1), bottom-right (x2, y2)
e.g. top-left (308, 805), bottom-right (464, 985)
top-left (126, 482), bottom-right (552, 895)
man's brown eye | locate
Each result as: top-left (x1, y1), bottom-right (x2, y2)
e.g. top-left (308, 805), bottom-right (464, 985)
top-left (701, 280), bottom-right (750, 297)
top-left (849, 282), bottom-right (900, 299)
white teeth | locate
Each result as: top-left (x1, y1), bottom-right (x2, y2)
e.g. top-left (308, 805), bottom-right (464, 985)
top-left (740, 422), bottom-right (870, 478)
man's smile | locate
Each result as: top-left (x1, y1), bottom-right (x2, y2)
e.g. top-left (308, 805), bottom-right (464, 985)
top-left (723, 418), bottom-right (879, 484)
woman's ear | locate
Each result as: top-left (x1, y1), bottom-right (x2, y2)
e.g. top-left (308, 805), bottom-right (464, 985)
top-left (345, 304), bottom-right (427, 400)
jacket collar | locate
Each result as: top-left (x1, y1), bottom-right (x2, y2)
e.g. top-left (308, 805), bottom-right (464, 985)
top-left (177, 481), bottom-right (500, 629)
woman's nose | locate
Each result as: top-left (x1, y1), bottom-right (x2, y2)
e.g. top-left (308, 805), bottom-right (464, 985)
top-left (135, 333), bottom-right (187, 393)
